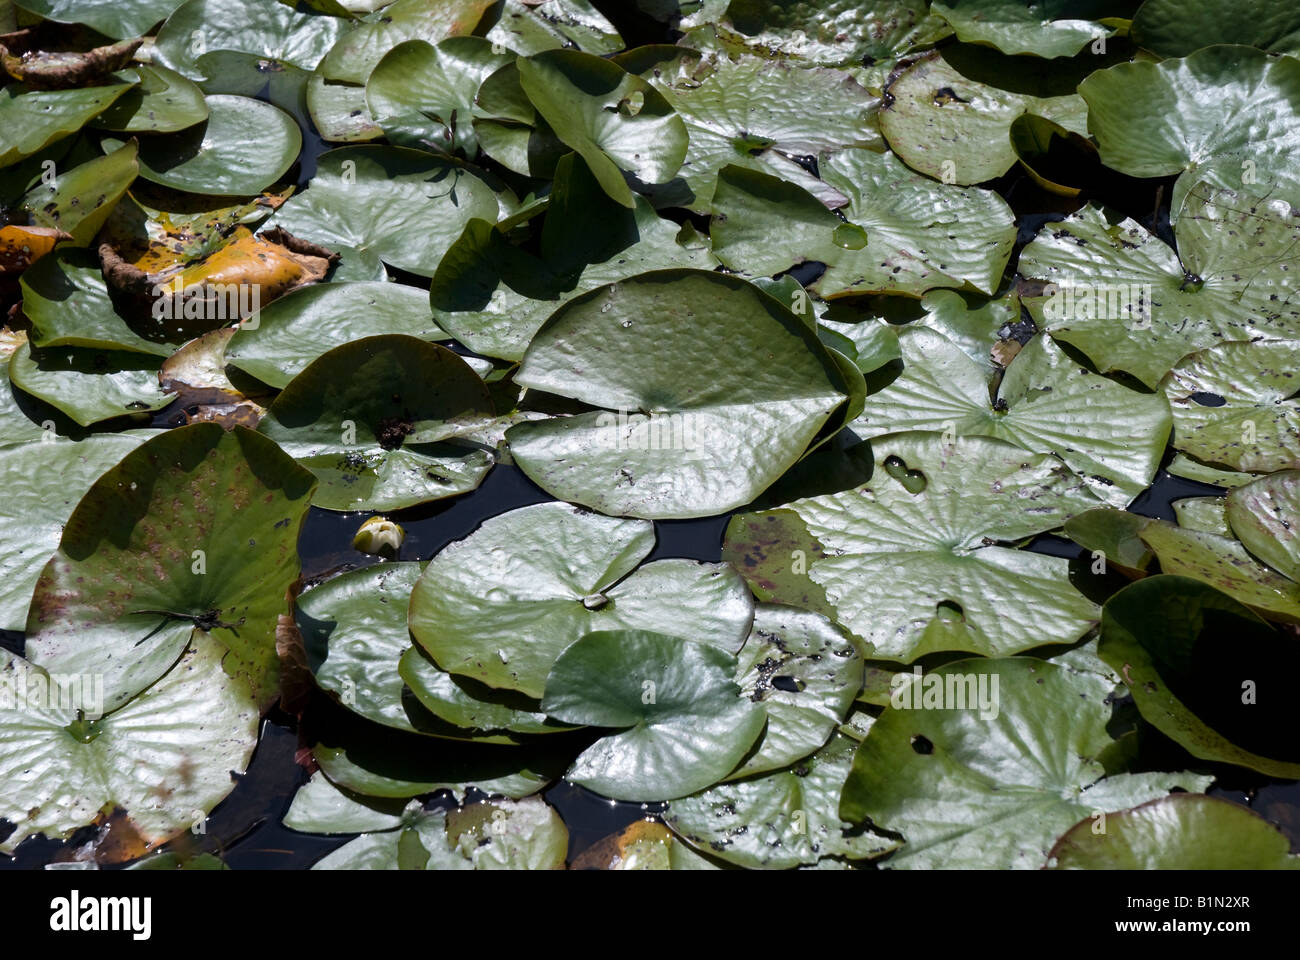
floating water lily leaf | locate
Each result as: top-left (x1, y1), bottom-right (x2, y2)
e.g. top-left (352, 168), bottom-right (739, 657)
top-left (154, 0), bottom-right (345, 78)
top-left (852, 329), bottom-right (1169, 506)
top-left (710, 150), bottom-right (1016, 298)
top-left (24, 424), bottom-right (316, 713)
top-left (839, 657), bottom-right (1213, 869)
top-left (298, 562), bottom-right (428, 732)
top-left (409, 502), bottom-right (752, 698)
top-left (1137, 521), bottom-right (1300, 623)
top-left (1079, 45), bottom-right (1300, 218)
top-left (1227, 471), bottom-right (1300, 582)
top-left (104, 96), bottom-right (300, 197)
top-left (711, 0), bottom-right (946, 67)
top-left (20, 249), bottom-right (169, 356)
top-left (1131, 0), bottom-right (1300, 57)
top-left (317, 0), bottom-right (493, 86)
top-left (92, 64), bottom-right (209, 134)
top-left (486, 0), bottom-right (623, 56)
top-left (729, 433), bottom-right (1101, 662)
top-left (399, 646), bottom-right (564, 735)
top-left (1099, 575), bottom-right (1300, 778)
top-left (879, 48), bottom-right (1087, 184)
top-left (19, 139), bottom-right (137, 247)
top-left (1161, 339), bottom-right (1300, 474)
top-left (541, 630), bottom-right (767, 801)
top-left (366, 37), bottom-right (513, 155)
top-left (127, 851), bottom-right (229, 870)
top-left (0, 224), bottom-right (68, 276)
top-left (516, 49), bottom-right (687, 208)
top-left (0, 433), bottom-right (143, 631)
top-left (908, 287), bottom-right (1022, 373)
top-left (257, 335), bottom-right (494, 511)
top-left (666, 731), bottom-right (896, 869)
top-left (225, 281), bottom-right (448, 388)
top-left (1008, 111), bottom-right (1098, 196)
top-left (1019, 186), bottom-right (1300, 389)
top-left (432, 158), bottom-right (714, 362)
top-left (1168, 452), bottom-right (1262, 490)
top-left (1049, 794), bottom-right (1300, 870)
top-left (9, 343), bottom-right (172, 426)
top-left (505, 270), bottom-right (855, 518)
top-left (305, 71), bottom-right (383, 144)
top-left (1171, 497), bottom-right (1232, 538)
top-left (639, 53), bottom-right (880, 212)
top-left (1063, 507), bottom-right (1153, 576)
top-left (729, 604), bottom-right (863, 778)
top-left (12, 0), bottom-right (187, 38)
top-left (0, 632), bottom-right (258, 855)
top-left (931, 0), bottom-right (1131, 59)
top-left (0, 80), bottom-right (136, 169)
top-left (284, 771), bottom-right (408, 834)
top-left (269, 146), bottom-right (501, 277)
top-left (471, 60), bottom-right (567, 178)
top-left (312, 796), bottom-right (567, 869)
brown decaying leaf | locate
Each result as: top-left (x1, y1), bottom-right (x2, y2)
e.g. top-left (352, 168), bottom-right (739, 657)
top-left (158, 327), bottom-right (272, 429)
top-left (0, 37), bottom-right (142, 89)
top-left (0, 224), bottom-right (72, 275)
top-left (277, 578), bottom-right (311, 717)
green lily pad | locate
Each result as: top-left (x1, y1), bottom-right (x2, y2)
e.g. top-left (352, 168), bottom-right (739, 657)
top-left (666, 732), bottom-right (896, 869)
top-left (316, 0), bottom-right (493, 86)
top-left (729, 604), bottom-right (863, 778)
top-left (92, 64), bottom-right (209, 134)
top-left (1171, 497), bottom-right (1232, 538)
top-left (409, 501), bottom-right (753, 699)
top-left (24, 424), bottom-right (316, 713)
top-left (1161, 339), bottom-right (1300, 474)
top-left (1019, 185), bottom-right (1300, 389)
top-left (8, 343), bottom-right (172, 427)
top-left (879, 47), bottom-right (1088, 184)
top-left (486, 0), bottom-right (623, 56)
top-left (1168, 452), bottom-right (1263, 490)
top-left (19, 140), bottom-right (138, 247)
top-left (399, 646), bottom-right (564, 735)
top-left (0, 433), bottom-right (143, 631)
top-left (1079, 45), bottom-right (1300, 218)
top-left (541, 630), bottom-right (767, 801)
top-left (1062, 507), bottom-right (1153, 576)
top-left (225, 281), bottom-right (448, 389)
top-left (505, 269), bottom-right (856, 519)
top-left (851, 328), bottom-right (1170, 506)
top-left (1227, 471), bottom-right (1300, 582)
top-left (727, 433), bottom-right (1101, 662)
top-left (0, 632), bottom-right (258, 855)
top-left (471, 60), bottom-right (567, 179)
top-left (710, 149), bottom-right (1016, 298)
top-left (0, 81), bottom-right (136, 170)
top-left (431, 158), bottom-right (714, 362)
top-left (638, 52), bottom-right (880, 212)
top-left (1048, 794), bottom-right (1300, 869)
top-left (257, 335), bottom-right (494, 511)
top-left (366, 37), bottom-right (513, 155)
top-left (516, 49), bottom-right (687, 208)
top-left (104, 95), bottom-right (300, 197)
top-left (932, 0), bottom-right (1131, 59)
top-left (709, 0), bottom-right (946, 67)
top-left (154, 0), bottom-right (345, 78)
top-left (839, 657), bottom-right (1213, 869)
top-left (19, 249), bottom-right (171, 357)
top-left (1131, 0), bottom-right (1300, 57)
top-left (269, 146), bottom-right (502, 277)
top-left (285, 771), bottom-right (408, 834)
top-left (305, 71), bottom-right (383, 144)
top-left (1099, 575), bottom-right (1300, 778)
top-left (13, 0), bottom-right (187, 38)
top-left (1138, 521), bottom-right (1300, 623)
top-left (312, 796), bottom-right (567, 869)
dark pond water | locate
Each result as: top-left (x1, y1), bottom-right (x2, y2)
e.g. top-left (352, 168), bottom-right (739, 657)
top-left (3, 1), bottom-right (1298, 869)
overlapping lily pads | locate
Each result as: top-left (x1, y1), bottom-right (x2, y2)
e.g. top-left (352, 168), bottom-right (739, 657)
top-left (409, 502), bottom-right (753, 698)
top-left (24, 424), bottom-right (316, 713)
top-left (257, 335), bottom-right (495, 511)
top-left (541, 629), bottom-right (767, 801)
top-left (839, 657), bottom-right (1212, 868)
